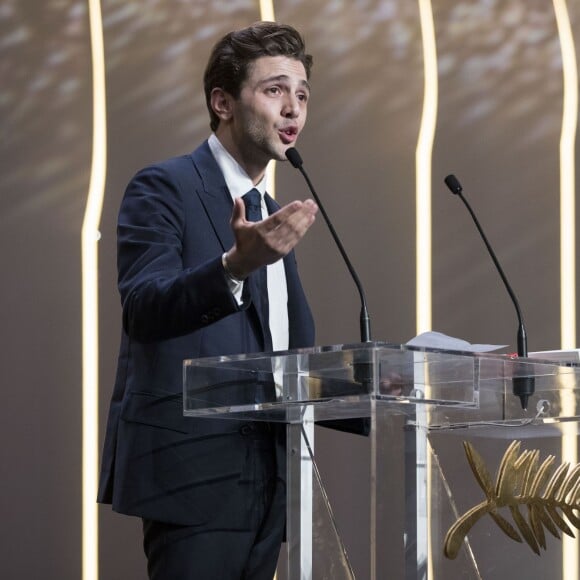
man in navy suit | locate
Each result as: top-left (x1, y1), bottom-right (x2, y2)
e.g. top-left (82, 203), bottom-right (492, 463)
top-left (98, 22), bottom-right (318, 580)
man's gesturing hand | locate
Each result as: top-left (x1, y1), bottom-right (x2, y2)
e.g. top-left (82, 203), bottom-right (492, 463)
top-left (224, 197), bottom-right (318, 280)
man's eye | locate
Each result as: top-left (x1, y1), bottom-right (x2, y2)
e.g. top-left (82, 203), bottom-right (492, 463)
top-left (267, 86), bottom-right (281, 95)
top-left (297, 93), bottom-right (309, 102)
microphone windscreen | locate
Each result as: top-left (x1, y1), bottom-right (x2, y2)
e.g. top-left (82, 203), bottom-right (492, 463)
top-left (285, 147), bottom-right (303, 168)
top-left (444, 174), bottom-right (463, 195)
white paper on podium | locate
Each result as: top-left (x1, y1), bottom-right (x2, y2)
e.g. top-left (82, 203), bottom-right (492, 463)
top-left (406, 330), bottom-right (507, 353)
top-left (529, 349), bottom-right (580, 363)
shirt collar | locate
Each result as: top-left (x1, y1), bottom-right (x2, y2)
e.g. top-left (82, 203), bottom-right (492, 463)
top-left (208, 134), bottom-right (267, 200)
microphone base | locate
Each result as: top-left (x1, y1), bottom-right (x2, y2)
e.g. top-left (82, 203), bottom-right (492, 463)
top-left (512, 375), bottom-right (535, 410)
top-left (352, 348), bottom-right (374, 391)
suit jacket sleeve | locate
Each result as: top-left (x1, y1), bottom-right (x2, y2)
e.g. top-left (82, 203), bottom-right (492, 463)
top-left (117, 161), bottom-right (247, 343)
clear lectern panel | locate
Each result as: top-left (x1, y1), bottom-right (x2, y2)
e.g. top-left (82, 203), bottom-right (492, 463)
top-left (183, 344), bottom-right (580, 579)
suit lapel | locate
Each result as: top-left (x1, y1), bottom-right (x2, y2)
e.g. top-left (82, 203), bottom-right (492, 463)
top-left (187, 151), bottom-right (313, 351)
top-left (190, 141), bottom-right (235, 252)
top-left (191, 141), bottom-right (272, 349)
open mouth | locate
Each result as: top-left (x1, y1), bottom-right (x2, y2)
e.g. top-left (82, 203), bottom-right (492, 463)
top-left (279, 126), bottom-right (298, 143)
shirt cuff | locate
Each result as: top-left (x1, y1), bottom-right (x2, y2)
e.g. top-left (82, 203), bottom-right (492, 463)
top-left (222, 253), bottom-right (245, 305)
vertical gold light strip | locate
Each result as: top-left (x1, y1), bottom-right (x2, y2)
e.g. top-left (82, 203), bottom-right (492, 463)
top-left (257, 0), bottom-right (281, 565)
top-left (261, 0), bottom-right (277, 197)
top-left (260, 4), bottom-right (278, 579)
top-left (553, 2), bottom-right (578, 578)
top-left (82, 1), bottom-right (107, 579)
top-left (259, 0), bottom-right (275, 22)
top-left (267, 160), bottom-right (277, 199)
top-left (554, 0), bottom-right (577, 350)
top-left (416, 0), bottom-right (438, 335)
top-left (416, 1), bottom-right (438, 578)
top-left (560, 385), bottom-right (578, 580)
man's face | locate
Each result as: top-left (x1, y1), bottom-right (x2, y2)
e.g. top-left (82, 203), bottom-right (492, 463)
top-left (228, 55), bottom-right (310, 173)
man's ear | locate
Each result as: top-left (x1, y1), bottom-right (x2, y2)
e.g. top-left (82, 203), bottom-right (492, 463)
top-left (210, 88), bottom-right (233, 123)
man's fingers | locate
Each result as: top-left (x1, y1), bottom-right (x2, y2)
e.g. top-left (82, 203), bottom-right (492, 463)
top-left (258, 200), bottom-right (317, 256)
top-left (228, 198), bottom-right (318, 275)
top-left (230, 197), bottom-right (246, 226)
top-left (265, 199), bottom-right (318, 231)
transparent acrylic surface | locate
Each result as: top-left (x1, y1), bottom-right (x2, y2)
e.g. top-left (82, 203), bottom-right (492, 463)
top-left (182, 343), bottom-right (580, 579)
top-left (183, 343), bottom-right (580, 424)
top-left (276, 412), bottom-right (580, 579)
top-left (426, 422), bottom-right (579, 579)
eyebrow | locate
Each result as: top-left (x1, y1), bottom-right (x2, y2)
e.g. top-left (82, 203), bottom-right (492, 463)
top-left (258, 75), bottom-right (311, 93)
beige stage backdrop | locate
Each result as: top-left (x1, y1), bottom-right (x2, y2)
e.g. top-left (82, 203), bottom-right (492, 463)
top-left (2, 0), bottom-right (579, 578)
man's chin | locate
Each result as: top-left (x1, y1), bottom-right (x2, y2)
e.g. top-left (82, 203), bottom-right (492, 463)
top-left (276, 144), bottom-right (295, 161)
top-left (263, 141), bottom-right (297, 163)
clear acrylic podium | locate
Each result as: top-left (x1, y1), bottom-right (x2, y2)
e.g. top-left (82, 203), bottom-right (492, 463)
top-left (183, 342), bottom-right (580, 580)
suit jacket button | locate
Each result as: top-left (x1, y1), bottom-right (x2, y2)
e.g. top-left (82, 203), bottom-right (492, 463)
top-left (239, 424), bottom-right (254, 436)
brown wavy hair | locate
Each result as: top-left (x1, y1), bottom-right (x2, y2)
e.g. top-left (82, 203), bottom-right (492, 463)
top-left (204, 22), bottom-right (313, 131)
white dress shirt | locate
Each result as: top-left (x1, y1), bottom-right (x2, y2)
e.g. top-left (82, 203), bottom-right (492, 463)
top-left (208, 134), bottom-right (289, 352)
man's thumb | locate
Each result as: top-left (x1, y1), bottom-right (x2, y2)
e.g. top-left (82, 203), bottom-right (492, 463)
top-left (230, 197), bottom-right (246, 225)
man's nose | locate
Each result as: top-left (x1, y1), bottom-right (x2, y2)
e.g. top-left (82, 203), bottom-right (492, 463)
top-left (282, 95), bottom-right (300, 118)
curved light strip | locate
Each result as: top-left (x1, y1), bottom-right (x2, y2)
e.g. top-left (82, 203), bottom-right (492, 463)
top-left (82, 1), bottom-right (107, 579)
top-left (415, 2), bottom-right (438, 577)
top-left (266, 160), bottom-right (277, 198)
top-left (257, 0), bottom-right (281, 572)
top-left (553, 2), bottom-right (578, 578)
top-left (259, 0), bottom-right (275, 23)
top-left (554, 0), bottom-right (577, 351)
top-left (260, 0), bottom-right (277, 196)
top-left (415, 0), bottom-right (438, 334)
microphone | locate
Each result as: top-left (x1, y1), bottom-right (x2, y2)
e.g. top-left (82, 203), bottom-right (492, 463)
top-left (444, 174), bottom-right (533, 410)
top-left (285, 147), bottom-right (372, 344)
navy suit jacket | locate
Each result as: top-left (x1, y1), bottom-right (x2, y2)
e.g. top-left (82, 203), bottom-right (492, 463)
top-left (97, 141), bottom-right (314, 526)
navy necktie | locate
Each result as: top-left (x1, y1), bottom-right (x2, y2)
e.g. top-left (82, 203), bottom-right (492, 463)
top-left (241, 189), bottom-right (273, 352)
top-left (242, 188), bottom-right (262, 223)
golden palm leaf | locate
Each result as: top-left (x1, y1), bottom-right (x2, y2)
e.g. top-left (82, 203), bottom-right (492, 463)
top-left (444, 440), bottom-right (580, 559)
